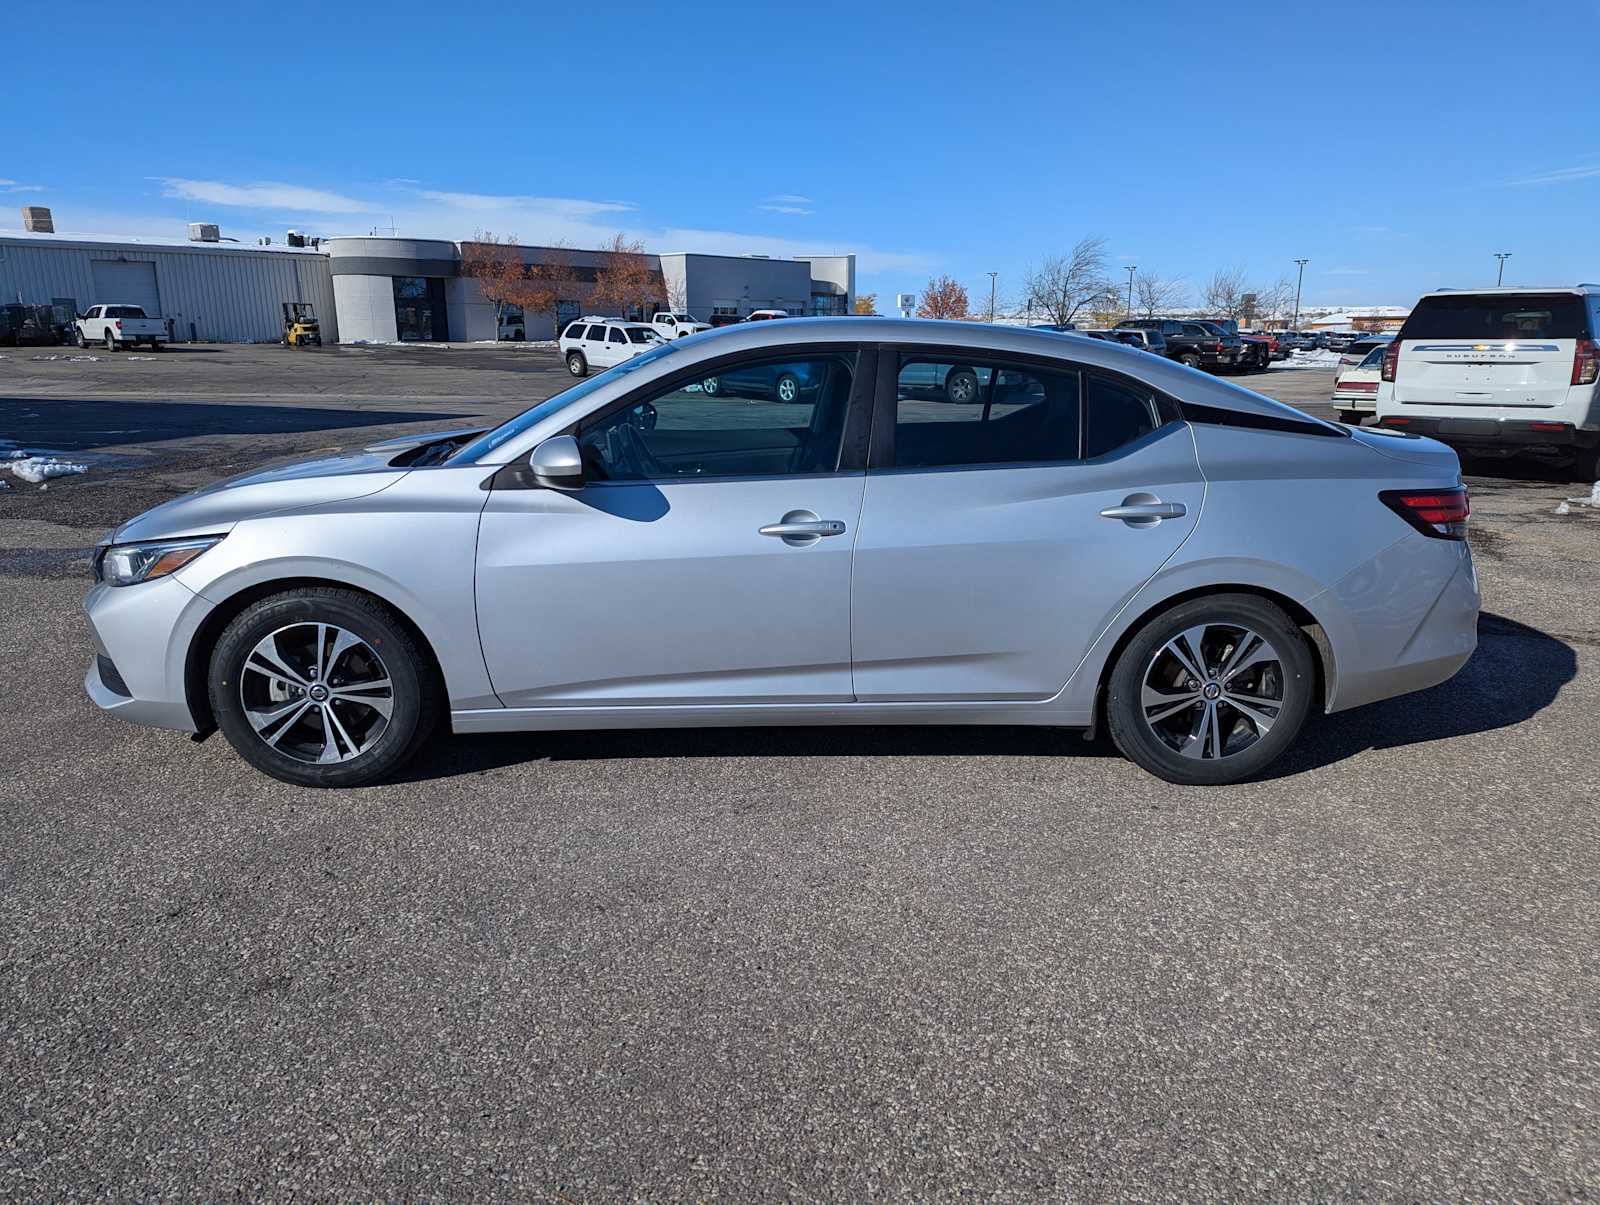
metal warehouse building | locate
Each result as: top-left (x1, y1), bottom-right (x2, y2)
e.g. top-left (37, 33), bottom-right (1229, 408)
top-left (1, 220), bottom-right (856, 345)
top-left (0, 231), bottom-right (338, 344)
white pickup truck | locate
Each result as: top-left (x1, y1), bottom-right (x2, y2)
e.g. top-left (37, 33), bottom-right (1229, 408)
top-left (75, 304), bottom-right (169, 351)
top-left (650, 312), bottom-right (712, 340)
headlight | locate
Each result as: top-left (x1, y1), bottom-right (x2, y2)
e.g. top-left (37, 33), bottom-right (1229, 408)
top-left (95, 536), bottom-right (223, 586)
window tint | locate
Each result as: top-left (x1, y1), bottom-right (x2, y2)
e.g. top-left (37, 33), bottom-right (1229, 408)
top-left (583, 324), bottom-right (606, 340)
top-left (563, 322), bottom-right (587, 340)
top-left (577, 354), bottom-right (856, 481)
top-left (1083, 375), bottom-right (1157, 459)
top-left (1182, 323), bottom-right (1208, 337)
top-left (607, 327), bottom-right (627, 344)
top-left (626, 327), bottom-right (655, 344)
top-left (1401, 293), bottom-right (1589, 341)
top-left (893, 358), bottom-right (1080, 469)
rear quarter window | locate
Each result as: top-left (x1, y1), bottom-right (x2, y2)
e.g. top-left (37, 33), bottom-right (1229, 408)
top-left (1401, 293), bottom-right (1590, 341)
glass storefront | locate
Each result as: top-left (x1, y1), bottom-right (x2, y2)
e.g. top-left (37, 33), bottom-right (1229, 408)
top-left (393, 276), bottom-right (449, 342)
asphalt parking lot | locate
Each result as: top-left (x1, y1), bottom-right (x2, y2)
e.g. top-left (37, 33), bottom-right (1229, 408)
top-left (3, 343), bottom-right (1598, 1197)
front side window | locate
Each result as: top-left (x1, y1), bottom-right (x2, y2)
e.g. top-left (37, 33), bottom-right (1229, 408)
top-left (893, 357), bottom-right (1080, 469)
top-left (584, 324), bottom-right (607, 341)
top-left (627, 327), bottom-right (657, 344)
top-left (577, 353), bottom-right (857, 482)
top-left (608, 328), bottom-right (627, 345)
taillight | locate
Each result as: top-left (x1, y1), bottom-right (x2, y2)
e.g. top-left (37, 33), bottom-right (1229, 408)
top-left (114, 319), bottom-right (122, 331)
top-left (1380, 487), bottom-right (1470, 540)
top-left (1572, 337), bottom-right (1598, 386)
top-left (1380, 340), bottom-right (1400, 382)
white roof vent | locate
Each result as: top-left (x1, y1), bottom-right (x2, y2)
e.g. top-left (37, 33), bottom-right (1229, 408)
top-left (189, 222), bottom-right (220, 242)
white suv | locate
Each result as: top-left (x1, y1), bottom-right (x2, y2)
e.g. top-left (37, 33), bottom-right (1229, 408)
top-left (558, 318), bottom-right (665, 377)
top-left (1375, 286), bottom-right (1600, 478)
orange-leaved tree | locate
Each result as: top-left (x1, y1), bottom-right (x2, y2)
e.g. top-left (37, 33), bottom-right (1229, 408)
top-left (916, 274), bottom-right (969, 320)
top-left (591, 233), bottom-right (662, 318)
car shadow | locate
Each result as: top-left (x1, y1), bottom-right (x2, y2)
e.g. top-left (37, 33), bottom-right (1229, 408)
top-left (398, 612), bottom-right (1572, 783)
top-left (0, 397), bottom-right (461, 453)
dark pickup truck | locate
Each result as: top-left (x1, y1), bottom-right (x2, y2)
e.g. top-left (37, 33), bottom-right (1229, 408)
top-left (1115, 318), bottom-right (1238, 371)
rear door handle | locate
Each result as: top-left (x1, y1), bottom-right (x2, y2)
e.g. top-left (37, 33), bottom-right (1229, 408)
top-left (1100, 494), bottom-right (1187, 527)
top-left (760, 509), bottom-right (847, 545)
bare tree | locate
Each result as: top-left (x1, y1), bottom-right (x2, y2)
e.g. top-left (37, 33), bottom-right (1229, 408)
top-left (916, 274), bottom-right (969, 320)
top-left (591, 233), bottom-right (663, 318)
top-left (1202, 268), bottom-right (1251, 320)
top-left (1249, 276), bottom-right (1295, 327)
top-left (1133, 270), bottom-right (1189, 318)
top-left (458, 230), bottom-right (526, 332)
top-left (1022, 236), bottom-right (1110, 327)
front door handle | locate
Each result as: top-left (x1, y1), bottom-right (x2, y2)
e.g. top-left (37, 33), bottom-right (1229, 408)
top-left (760, 509), bottom-right (847, 546)
top-left (1100, 493), bottom-right (1187, 528)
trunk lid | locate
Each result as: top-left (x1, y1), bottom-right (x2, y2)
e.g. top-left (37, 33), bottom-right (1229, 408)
top-left (1347, 424), bottom-right (1463, 472)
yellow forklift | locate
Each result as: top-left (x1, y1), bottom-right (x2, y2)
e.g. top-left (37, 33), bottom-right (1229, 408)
top-left (282, 302), bottom-right (322, 348)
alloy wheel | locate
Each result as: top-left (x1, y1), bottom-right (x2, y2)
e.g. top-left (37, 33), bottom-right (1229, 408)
top-left (1140, 622), bottom-right (1285, 760)
top-left (240, 622), bottom-right (393, 764)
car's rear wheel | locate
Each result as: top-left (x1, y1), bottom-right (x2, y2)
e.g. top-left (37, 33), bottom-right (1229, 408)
top-left (1105, 593), bottom-right (1314, 786)
top-left (775, 372), bottom-right (801, 402)
top-left (1571, 443), bottom-right (1600, 484)
top-left (701, 376), bottom-right (721, 396)
top-left (208, 588), bottom-right (439, 788)
top-left (566, 350), bottom-right (587, 377)
top-left (1179, 352), bottom-right (1201, 369)
top-left (1338, 410), bottom-right (1362, 426)
top-left (104, 333), bottom-right (118, 352)
top-left (944, 369), bottom-right (979, 404)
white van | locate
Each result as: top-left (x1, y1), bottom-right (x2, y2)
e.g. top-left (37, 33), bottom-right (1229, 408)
top-left (1375, 286), bottom-right (1600, 478)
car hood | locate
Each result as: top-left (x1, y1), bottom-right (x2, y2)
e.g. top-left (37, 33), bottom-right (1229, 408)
top-left (108, 449), bottom-right (410, 544)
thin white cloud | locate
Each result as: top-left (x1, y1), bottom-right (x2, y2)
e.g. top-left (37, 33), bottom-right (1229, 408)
top-left (765, 194), bottom-right (812, 205)
top-left (157, 177), bottom-right (373, 213)
top-left (0, 178), bottom-right (45, 193)
top-left (417, 190), bottom-right (634, 219)
top-left (757, 204), bottom-right (813, 215)
top-left (1502, 163), bottom-right (1600, 187)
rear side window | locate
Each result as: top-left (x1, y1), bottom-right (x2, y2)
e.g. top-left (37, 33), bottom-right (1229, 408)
top-left (563, 322), bottom-right (586, 340)
top-left (1401, 293), bottom-right (1590, 341)
top-left (1084, 376), bottom-right (1157, 458)
top-left (893, 357), bottom-right (1080, 469)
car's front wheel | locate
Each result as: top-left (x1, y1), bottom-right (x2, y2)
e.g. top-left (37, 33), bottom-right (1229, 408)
top-left (566, 350), bottom-right (587, 377)
top-left (1105, 593), bottom-right (1314, 786)
top-left (208, 588), bottom-right (439, 788)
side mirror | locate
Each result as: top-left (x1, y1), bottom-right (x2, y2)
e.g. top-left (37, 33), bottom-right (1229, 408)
top-left (528, 434), bottom-right (586, 490)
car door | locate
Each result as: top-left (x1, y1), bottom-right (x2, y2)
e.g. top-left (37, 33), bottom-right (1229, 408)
top-left (849, 351), bottom-right (1205, 702)
top-left (582, 323), bottom-right (609, 366)
top-left (475, 346), bottom-right (872, 707)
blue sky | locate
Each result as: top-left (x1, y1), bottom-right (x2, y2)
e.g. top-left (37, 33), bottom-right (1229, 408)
top-left (7, 0), bottom-right (1599, 310)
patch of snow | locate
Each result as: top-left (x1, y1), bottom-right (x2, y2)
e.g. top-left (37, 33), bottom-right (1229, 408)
top-left (29, 354), bottom-right (102, 363)
top-left (126, 355), bottom-right (158, 361)
top-left (1556, 482), bottom-right (1600, 513)
top-left (8, 455), bottom-right (89, 484)
top-left (1272, 349), bottom-right (1342, 370)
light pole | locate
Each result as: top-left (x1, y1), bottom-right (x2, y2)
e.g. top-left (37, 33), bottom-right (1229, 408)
top-left (1291, 258), bottom-right (1309, 331)
top-left (1494, 252), bottom-right (1512, 286)
top-left (1126, 264), bottom-right (1137, 316)
top-left (986, 271), bottom-right (998, 322)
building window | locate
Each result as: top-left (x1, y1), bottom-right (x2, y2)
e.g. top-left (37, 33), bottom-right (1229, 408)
top-left (393, 276), bottom-right (449, 342)
top-left (811, 293), bottom-right (846, 317)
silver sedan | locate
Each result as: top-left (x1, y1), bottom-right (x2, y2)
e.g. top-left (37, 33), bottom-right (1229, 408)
top-left (83, 319), bottom-right (1479, 787)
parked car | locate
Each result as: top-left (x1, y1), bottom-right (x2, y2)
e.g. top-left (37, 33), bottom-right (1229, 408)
top-left (1117, 319), bottom-right (1237, 371)
top-left (82, 318), bottom-right (1478, 790)
top-left (1, 303), bottom-right (73, 347)
top-left (1336, 332), bottom-right (1396, 371)
top-left (652, 312), bottom-right (712, 340)
top-left (1243, 330), bottom-right (1284, 360)
top-left (699, 359), bottom-right (830, 403)
top-left (1332, 343), bottom-right (1386, 425)
top-left (1194, 321), bottom-right (1255, 372)
top-left (558, 318), bottom-right (665, 377)
top-left (1324, 330), bottom-right (1360, 351)
top-left (498, 312), bottom-right (526, 341)
top-left (75, 304), bottom-right (168, 351)
top-left (1376, 286), bottom-right (1600, 478)
top-left (745, 309), bottom-right (790, 322)
top-left (1115, 327), bottom-right (1168, 355)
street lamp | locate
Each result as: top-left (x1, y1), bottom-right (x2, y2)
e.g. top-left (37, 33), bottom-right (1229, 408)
top-left (1494, 252), bottom-right (1512, 286)
top-left (986, 271), bottom-right (998, 322)
top-left (1126, 264), bottom-right (1137, 316)
top-left (1291, 259), bottom-right (1309, 331)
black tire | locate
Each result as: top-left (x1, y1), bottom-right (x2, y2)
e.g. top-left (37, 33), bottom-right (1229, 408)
top-left (1179, 352), bottom-right (1201, 369)
top-left (1337, 410), bottom-right (1362, 426)
top-left (566, 350), bottom-right (588, 377)
top-left (104, 333), bottom-right (119, 352)
top-left (1570, 443), bottom-right (1600, 484)
top-left (208, 587), bottom-right (440, 788)
top-left (149, 341), bottom-right (163, 352)
top-left (944, 368), bottom-right (979, 404)
top-left (1105, 593), bottom-right (1314, 786)
top-left (775, 372), bottom-right (802, 403)
top-left (74, 328), bottom-right (86, 348)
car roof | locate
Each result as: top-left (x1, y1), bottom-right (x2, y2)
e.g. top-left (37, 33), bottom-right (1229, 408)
top-left (1429, 285), bottom-right (1600, 296)
top-left (642, 317), bottom-right (1339, 425)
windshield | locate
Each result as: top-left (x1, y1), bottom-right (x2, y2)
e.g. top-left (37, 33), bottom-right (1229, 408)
top-left (448, 341), bottom-right (680, 463)
top-left (1401, 293), bottom-right (1588, 341)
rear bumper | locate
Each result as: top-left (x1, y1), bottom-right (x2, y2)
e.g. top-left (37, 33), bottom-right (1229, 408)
top-left (1333, 391), bottom-right (1378, 412)
top-left (1376, 415), bottom-right (1600, 449)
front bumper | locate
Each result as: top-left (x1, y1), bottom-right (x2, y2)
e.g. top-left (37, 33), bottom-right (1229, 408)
top-left (1376, 415), bottom-right (1599, 449)
top-left (82, 575), bottom-right (214, 732)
